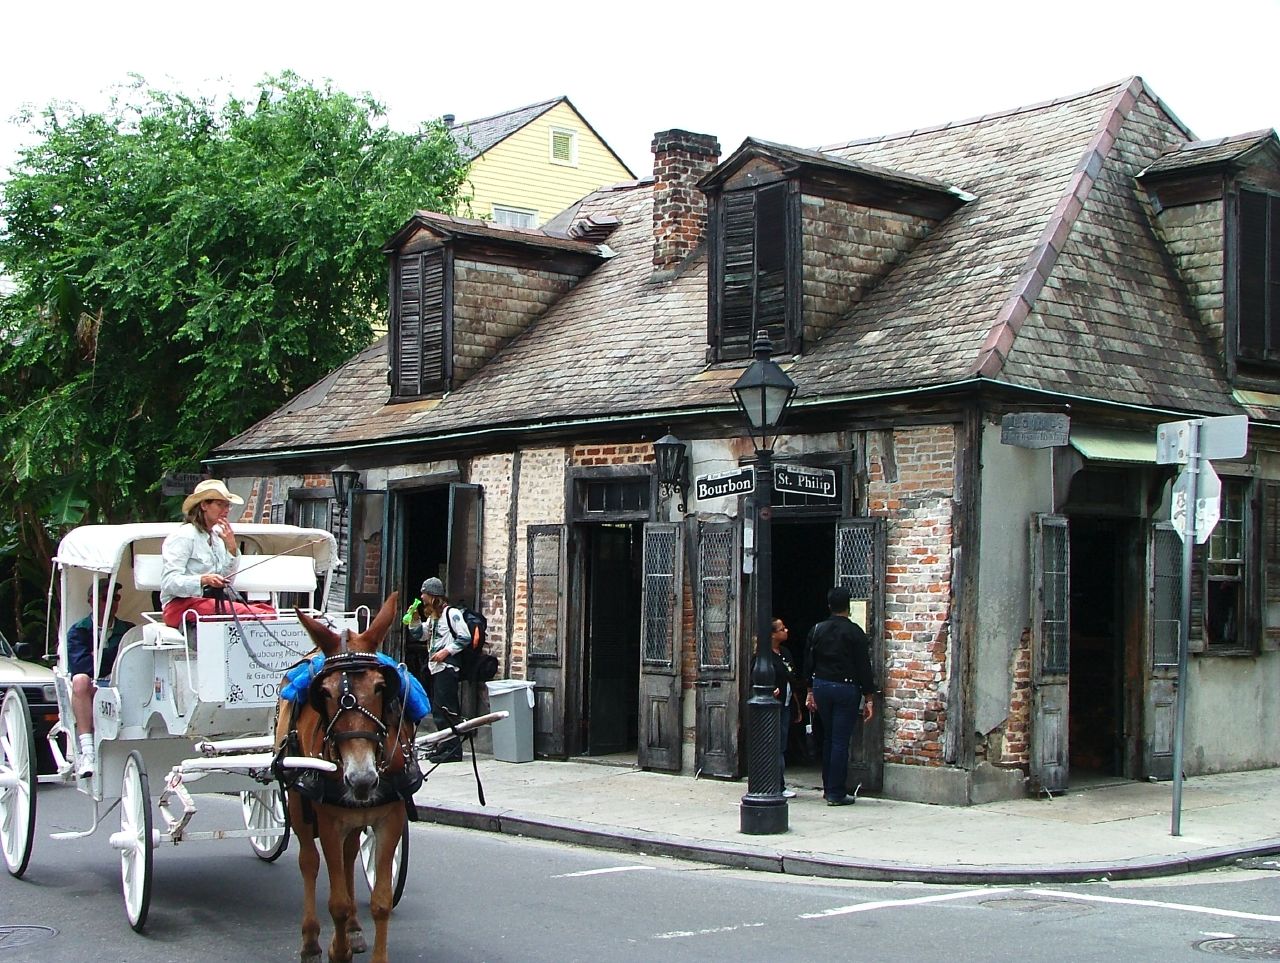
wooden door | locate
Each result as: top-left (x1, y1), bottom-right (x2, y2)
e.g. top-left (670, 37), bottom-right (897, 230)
top-left (1031, 513), bottom-right (1070, 793)
top-left (835, 517), bottom-right (886, 794)
top-left (586, 525), bottom-right (638, 754)
top-left (694, 520), bottom-right (740, 778)
top-left (527, 525), bottom-right (569, 757)
top-left (638, 523), bottom-right (684, 771)
top-left (446, 483), bottom-right (483, 610)
top-left (1144, 523), bottom-right (1180, 779)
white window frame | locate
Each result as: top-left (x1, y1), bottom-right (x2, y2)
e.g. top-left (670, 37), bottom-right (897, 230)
top-left (491, 204), bottom-right (539, 228)
top-left (549, 126), bottom-right (578, 167)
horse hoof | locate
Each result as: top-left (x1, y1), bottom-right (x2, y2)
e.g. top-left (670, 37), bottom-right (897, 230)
top-left (349, 931), bottom-right (368, 954)
top-left (302, 954), bottom-right (321, 963)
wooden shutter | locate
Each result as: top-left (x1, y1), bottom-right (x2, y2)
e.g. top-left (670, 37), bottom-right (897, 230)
top-left (719, 191), bottom-right (756, 358)
top-left (393, 250), bottom-right (447, 396)
top-left (1264, 482), bottom-right (1280, 651)
top-left (1187, 540), bottom-right (1206, 653)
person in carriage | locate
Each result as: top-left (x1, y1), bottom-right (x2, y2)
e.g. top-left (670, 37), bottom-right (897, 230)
top-left (160, 479), bottom-right (277, 629)
top-left (67, 578), bottom-right (135, 778)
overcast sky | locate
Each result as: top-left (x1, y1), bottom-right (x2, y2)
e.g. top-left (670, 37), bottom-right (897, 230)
top-left (2, 0), bottom-right (1277, 181)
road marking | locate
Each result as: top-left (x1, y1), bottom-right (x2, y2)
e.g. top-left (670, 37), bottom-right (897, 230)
top-left (799, 888), bottom-right (1011, 918)
top-left (654, 923), bottom-right (766, 940)
top-left (552, 865), bottom-right (653, 878)
top-left (1036, 890), bottom-right (1280, 923)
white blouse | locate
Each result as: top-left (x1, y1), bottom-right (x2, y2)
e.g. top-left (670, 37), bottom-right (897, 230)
top-left (160, 523), bottom-right (237, 607)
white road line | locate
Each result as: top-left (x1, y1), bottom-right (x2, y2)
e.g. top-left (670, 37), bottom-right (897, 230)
top-left (551, 865), bottom-right (654, 878)
top-left (1035, 889), bottom-right (1280, 923)
top-left (655, 923), bottom-right (767, 940)
top-left (798, 887), bottom-right (1011, 919)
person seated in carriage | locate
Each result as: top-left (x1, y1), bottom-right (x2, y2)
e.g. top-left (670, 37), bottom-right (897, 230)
top-left (67, 578), bottom-right (135, 778)
top-left (160, 479), bottom-right (277, 629)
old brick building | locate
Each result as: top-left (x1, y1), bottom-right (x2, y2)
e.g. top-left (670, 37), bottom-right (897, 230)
top-left (208, 78), bottom-right (1280, 803)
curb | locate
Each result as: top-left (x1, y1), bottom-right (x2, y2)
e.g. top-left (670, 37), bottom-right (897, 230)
top-left (418, 802), bottom-right (1280, 885)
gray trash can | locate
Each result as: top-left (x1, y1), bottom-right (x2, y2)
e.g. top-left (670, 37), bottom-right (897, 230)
top-left (485, 679), bottom-right (535, 763)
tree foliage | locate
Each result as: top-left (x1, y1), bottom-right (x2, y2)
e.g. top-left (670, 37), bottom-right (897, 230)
top-left (0, 72), bottom-right (469, 640)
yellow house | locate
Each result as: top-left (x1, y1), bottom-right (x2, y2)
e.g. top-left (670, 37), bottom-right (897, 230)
top-left (449, 97), bottom-right (634, 227)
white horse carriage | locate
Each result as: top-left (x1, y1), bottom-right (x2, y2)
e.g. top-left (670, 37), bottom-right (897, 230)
top-left (0, 522), bottom-right (485, 933)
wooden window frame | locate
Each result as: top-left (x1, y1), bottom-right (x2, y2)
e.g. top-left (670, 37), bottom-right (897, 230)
top-left (389, 247), bottom-right (452, 399)
top-left (491, 204), bottom-right (538, 228)
top-left (707, 180), bottom-right (802, 362)
top-left (1197, 475), bottom-right (1262, 656)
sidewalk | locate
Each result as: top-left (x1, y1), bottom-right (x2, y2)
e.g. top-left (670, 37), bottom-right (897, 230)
top-left (413, 757), bottom-right (1280, 884)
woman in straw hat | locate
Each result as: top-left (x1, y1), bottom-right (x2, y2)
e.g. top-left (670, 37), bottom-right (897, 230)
top-left (159, 479), bottom-right (276, 629)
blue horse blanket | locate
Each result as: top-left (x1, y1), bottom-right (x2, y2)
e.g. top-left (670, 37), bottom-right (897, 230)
top-left (281, 653), bottom-right (431, 723)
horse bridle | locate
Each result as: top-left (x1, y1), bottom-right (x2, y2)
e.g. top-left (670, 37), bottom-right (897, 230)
top-left (311, 651), bottom-right (407, 775)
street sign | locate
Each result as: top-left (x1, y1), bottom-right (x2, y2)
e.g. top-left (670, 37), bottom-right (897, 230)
top-left (161, 471), bottom-right (209, 496)
top-left (774, 464), bottom-right (837, 498)
top-left (1156, 415), bottom-right (1248, 465)
top-left (1171, 460), bottom-right (1222, 544)
top-left (1000, 412), bottom-right (1070, 449)
top-left (694, 467), bottom-right (755, 501)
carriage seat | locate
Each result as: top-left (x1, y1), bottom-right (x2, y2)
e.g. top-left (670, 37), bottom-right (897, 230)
top-left (132, 552), bottom-right (316, 599)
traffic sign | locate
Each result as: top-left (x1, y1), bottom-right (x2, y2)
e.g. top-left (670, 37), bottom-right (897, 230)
top-left (1157, 415), bottom-right (1248, 465)
top-left (694, 467), bottom-right (755, 501)
top-left (1171, 461), bottom-right (1222, 544)
top-left (774, 465), bottom-right (837, 498)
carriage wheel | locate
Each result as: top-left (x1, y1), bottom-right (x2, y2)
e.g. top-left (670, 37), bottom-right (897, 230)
top-left (359, 825), bottom-right (408, 908)
top-left (241, 788), bottom-right (290, 861)
top-left (0, 687), bottom-right (37, 878)
top-left (119, 750), bottom-right (153, 932)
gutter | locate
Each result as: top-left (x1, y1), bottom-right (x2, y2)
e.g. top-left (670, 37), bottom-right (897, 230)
top-left (204, 377), bottom-right (1256, 469)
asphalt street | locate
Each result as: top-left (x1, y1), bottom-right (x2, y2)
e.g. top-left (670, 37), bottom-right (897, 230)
top-left (2, 782), bottom-right (1278, 962)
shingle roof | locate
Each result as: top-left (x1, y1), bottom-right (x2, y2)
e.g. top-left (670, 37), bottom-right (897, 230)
top-left (1139, 129), bottom-right (1277, 177)
top-left (216, 78), bottom-right (1247, 460)
top-left (449, 98), bottom-right (563, 161)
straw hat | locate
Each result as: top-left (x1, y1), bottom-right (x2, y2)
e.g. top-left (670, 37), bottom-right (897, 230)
top-left (182, 479), bottom-right (244, 514)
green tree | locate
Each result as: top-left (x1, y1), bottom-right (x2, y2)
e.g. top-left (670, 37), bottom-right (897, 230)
top-left (0, 72), bottom-right (469, 641)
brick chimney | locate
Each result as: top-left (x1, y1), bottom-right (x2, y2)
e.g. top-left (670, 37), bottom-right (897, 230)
top-left (651, 129), bottom-right (720, 273)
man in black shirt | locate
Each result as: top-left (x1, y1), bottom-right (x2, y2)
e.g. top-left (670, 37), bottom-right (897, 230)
top-left (803, 586), bottom-right (878, 806)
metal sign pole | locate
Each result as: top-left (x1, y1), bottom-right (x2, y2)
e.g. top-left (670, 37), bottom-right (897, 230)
top-left (1171, 420), bottom-right (1200, 837)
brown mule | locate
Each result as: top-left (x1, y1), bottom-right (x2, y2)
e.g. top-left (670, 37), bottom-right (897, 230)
top-left (276, 593), bottom-right (416, 963)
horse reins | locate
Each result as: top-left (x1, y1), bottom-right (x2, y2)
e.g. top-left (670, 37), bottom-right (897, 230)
top-left (313, 651), bottom-right (411, 777)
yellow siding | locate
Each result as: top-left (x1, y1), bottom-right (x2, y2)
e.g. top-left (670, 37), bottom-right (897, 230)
top-left (462, 102), bottom-right (632, 225)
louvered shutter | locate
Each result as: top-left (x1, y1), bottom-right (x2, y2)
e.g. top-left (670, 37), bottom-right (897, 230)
top-left (719, 192), bottom-right (755, 358)
top-left (1188, 541), bottom-right (1206, 653)
top-left (394, 251), bottom-right (446, 396)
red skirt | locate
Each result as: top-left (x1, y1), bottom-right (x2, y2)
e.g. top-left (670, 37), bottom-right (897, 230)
top-left (162, 596), bottom-right (278, 629)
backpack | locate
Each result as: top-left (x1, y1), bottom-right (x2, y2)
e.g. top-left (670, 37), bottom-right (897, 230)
top-left (447, 606), bottom-right (498, 684)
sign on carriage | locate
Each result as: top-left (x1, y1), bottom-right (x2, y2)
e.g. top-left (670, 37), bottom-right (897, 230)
top-left (695, 466), bottom-right (755, 501)
top-left (221, 621), bottom-right (317, 705)
top-left (774, 464), bottom-right (837, 498)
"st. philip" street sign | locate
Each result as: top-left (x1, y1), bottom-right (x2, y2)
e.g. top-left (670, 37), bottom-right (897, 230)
top-left (774, 465), bottom-right (837, 498)
top-left (694, 467), bottom-right (755, 501)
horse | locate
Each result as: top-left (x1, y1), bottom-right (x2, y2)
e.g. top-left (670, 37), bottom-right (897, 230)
top-left (275, 593), bottom-right (420, 963)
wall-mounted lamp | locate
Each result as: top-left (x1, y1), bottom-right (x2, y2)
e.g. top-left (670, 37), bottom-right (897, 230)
top-left (653, 433), bottom-right (689, 514)
top-left (330, 463), bottom-right (361, 522)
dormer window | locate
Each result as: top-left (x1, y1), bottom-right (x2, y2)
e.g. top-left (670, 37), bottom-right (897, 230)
top-left (1236, 187), bottom-right (1280, 364)
top-left (708, 181), bottom-right (799, 361)
top-left (391, 248), bottom-right (452, 398)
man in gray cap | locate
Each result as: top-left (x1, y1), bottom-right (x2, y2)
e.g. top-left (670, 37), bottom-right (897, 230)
top-left (406, 577), bottom-right (470, 761)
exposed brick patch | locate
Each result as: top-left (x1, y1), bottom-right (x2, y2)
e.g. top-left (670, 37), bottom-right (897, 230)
top-left (651, 130), bottom-right (720, 273)
top-left (1001, 628), bottom-right (1032, 768)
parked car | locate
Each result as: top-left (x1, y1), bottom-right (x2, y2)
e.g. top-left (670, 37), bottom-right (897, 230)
top-left (0, 628), bottom-right (58, 773)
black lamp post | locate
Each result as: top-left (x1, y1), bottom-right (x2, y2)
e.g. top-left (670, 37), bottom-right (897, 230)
top-left (732, 330), bottom-right (797, 835)
top-left (653, 433), bottom-right (689, 514)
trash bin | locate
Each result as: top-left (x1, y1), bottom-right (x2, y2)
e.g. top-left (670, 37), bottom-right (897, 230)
top-left (485, 679), bottom-right (535, 763)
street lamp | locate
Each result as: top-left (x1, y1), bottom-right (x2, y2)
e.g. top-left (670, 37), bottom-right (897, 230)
top-left (653, 433), bottom-right (690, 514)
top-left (732, 329), bottom-right (797, 835)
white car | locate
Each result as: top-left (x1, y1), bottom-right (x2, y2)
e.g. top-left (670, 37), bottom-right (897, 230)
top-left (0, 628), bottom-right (58, 773)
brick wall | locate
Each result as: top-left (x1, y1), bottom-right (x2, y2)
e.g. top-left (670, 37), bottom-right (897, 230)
top-left (651, 130), bottom-right (720, 273)
top-left (570, 442), bottom-right (655, 467)
top-left (510, 448), bottom-right (569, 677)
top-left (1000, 628), bottom-right (1032, 768)
top-left (801, 195), bottom-right (934, 344)
top-left (470, 453), bottom-right (516, 670)
top-left (453, 260), bottom-right (581, 386)
top-left (868, 425), bottom-right (955, 767)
